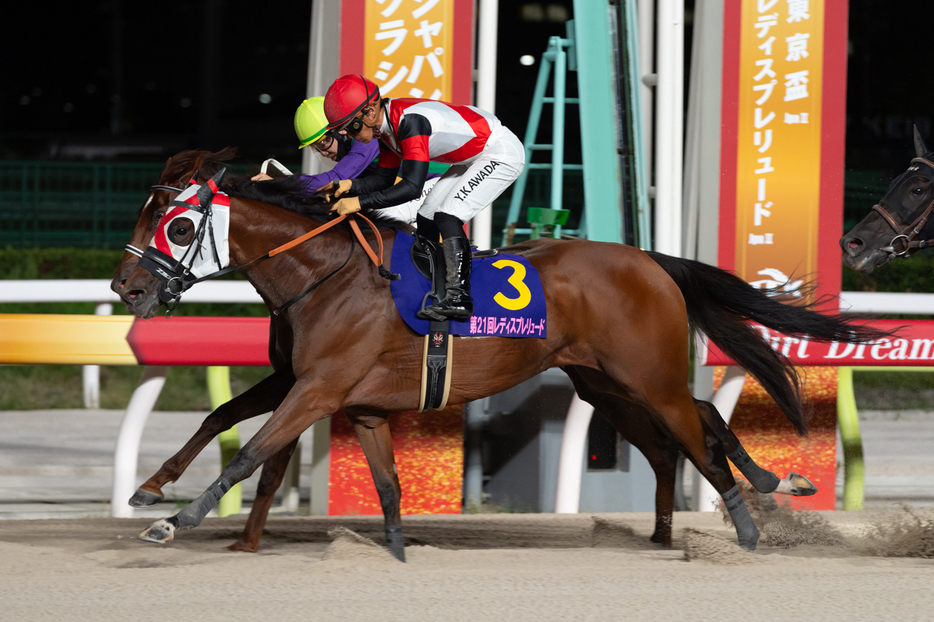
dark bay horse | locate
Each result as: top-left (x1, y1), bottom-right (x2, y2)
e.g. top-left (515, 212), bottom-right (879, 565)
top-left (841, 127), bottom-right (934, 273)
top-left (114, 149), bottom-right (882, 558)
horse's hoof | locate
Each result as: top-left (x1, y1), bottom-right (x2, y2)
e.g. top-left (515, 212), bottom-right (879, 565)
top-left (775, 472), bottom-right (818, 496)
top-left (385, 525), bottom-right (406, 563)
top-left (138, 519), bottom-right (175, 544)
top-left (650, 532), bottom-right (673, 548)
top-left (738, 526), bottom-right (760, 552)
top-left (227, 540), bottom-right (259, 553)
top-left (387, 541), bottom-right (406, 562)
top-left (128, 488), bottom-right (164, 507)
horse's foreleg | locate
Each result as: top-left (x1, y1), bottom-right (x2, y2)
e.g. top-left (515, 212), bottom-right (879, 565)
top-left (227, 438), bottom-right (299, 553)
top-left (138, 381), bottom-right (334, 545)
top-left (349, 414), bottom-right (404, 562)
top-left (694, 399), bottom-right (817, 497)
top-left (130, 369), bottom-right (294, 508)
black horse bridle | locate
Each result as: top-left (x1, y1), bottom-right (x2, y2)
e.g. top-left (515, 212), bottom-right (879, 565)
top-left (871, 157), bottom-right (934, 258)
top-left (131, 171), bottom-right (398, 317)
top-left (134, 170), bottom-right (235, 314)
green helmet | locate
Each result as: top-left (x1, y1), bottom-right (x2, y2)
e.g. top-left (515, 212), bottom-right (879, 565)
top-left (294, 97), bottom-right (329, 149)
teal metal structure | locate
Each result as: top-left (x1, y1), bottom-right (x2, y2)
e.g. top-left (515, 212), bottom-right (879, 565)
top-left (501, 1), bottom-right (648, 248)
top-left (571, 2), bottom-right (626, 245)
top-left (502, 36), bottom-right (583, 245)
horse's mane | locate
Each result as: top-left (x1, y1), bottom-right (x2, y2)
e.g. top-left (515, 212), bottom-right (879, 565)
top-left (223, 174), bottom-right (402, 231)
top-left (157, 148), bottom-right (403, 231)
top-left (158, 146), bottom-right (238, 186)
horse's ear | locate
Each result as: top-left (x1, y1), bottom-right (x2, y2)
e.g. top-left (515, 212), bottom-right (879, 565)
top-left (211, 167), bottom-right (227, 187)
top-left (914, 125), bottom-right (929, 157)
top-left (196, 167), bottom-right (227, 206)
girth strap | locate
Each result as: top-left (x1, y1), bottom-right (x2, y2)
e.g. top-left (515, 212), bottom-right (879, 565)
top-left (418, 320), bottom-right (453, 412)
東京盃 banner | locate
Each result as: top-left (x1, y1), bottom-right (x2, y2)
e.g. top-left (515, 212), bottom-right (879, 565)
top-left (339, 0), bottom-right (474, 105)
top-left (719, 0), bottom-right (847, 301)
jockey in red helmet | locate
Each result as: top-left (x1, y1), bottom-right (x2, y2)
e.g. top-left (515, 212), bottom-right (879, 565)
top-left (320, 74), bottom-right (526, 321)
top-left (324, 75), bottom-right (382, 138)
top-left (250, 92), bottom-right (438, 224)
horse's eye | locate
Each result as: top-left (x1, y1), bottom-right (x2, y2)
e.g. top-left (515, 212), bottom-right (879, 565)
top-left (168, 217), bottom-right (195, 244)
top-left (913, 186), bottom-right (924, 196)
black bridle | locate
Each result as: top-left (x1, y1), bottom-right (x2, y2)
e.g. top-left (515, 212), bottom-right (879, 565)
top-left (132, 172), bottom-right (398, 317)
top-left (135, 170), bottom-right (231, 314)
top-left (871, 157), bottom-right (934, 258)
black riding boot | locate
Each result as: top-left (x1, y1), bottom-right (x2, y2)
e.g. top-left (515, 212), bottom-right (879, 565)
top-left (425, 236), bottom-right (473, 320)
top-left (415, 214), bottom-right (440, 245)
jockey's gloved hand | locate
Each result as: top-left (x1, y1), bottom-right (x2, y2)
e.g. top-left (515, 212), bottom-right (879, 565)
top-left (317, 179), bottom-right (353, 199)
top-left (330, 196), bottom-right (361, 216)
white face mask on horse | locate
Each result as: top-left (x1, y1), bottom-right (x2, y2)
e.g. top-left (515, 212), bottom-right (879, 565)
top-left (134, 168), bottom-right (230, 310)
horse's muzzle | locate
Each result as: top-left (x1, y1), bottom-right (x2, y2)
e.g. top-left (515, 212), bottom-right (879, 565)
top-left (841, 248), bottom-right (892, 274)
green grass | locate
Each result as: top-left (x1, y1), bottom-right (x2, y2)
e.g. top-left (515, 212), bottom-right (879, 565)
top-left (0, 364), bottom-right (273, 411)
top-left (852, 370), bottom-right (934, 390)
top-left (3, 365), bottom-right (933, 411)
top-left (851, 370), bottom-right (934, 410)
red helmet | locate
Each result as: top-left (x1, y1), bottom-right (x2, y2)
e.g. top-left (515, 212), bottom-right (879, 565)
top-left (324, 74), bottom-right (381, 131)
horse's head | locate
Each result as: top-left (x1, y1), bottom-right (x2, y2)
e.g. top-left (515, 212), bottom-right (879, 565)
top-left (122, 167), bottom-right (233, 319)
top-left (113, 147), bottom-right (236, 314)
top-left (840, 127), bottom-right (934, 273)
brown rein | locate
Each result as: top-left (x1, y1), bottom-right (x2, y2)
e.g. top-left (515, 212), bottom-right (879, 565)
top-left (261, 211), bottom-right (398, 316)
top-left (267, 211), bottom-right (389, 270)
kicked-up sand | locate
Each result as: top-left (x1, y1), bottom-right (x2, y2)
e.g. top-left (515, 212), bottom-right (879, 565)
top-left (0, 509), bottom-right (933, 622)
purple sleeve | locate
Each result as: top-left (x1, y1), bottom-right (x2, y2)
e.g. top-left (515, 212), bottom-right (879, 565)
top-left (298, 139), bottom-right (380, 193)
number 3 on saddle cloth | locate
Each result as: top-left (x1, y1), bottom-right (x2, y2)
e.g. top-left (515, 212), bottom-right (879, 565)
top-left (389, 231), bottom-right (548, 338)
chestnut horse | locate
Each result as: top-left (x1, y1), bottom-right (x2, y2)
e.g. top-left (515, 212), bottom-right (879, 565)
top-left (114, 149), bottom-right (880, 559)
top-left (841, 127), bottom-right (934, 273)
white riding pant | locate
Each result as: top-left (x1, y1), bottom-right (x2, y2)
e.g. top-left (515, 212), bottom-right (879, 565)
top-left (378, 177), bottom-right (440, 225)
top-left (417, 125), bottom-right (525, 223)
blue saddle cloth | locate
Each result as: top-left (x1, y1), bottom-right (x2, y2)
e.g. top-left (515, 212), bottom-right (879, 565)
top-left (389, 231), bottom-right (547, 338)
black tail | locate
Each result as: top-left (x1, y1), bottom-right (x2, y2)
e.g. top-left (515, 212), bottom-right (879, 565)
top-left (647, 251), bottom-right (891, 435)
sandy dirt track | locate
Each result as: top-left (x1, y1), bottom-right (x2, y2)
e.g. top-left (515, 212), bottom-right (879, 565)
top-left (1, 510), bottom-right (933, 622)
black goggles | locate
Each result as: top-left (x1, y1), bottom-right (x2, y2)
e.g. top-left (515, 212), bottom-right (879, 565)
top-left (341, 115), bottom-right (366, 136)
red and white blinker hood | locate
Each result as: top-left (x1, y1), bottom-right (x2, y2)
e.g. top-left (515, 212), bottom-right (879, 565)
top-left (150, 178), bottom-right (231, 278)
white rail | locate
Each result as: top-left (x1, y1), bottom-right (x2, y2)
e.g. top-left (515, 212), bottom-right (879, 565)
top-left (838, 291), bottom-right (934, 314)
top-left (1, 279), bottom-right (265, 517)
top-left (1, 279), bottom-right (263, 304)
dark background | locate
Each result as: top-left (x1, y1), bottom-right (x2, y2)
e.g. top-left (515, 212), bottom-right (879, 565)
top-left (2, 0), bottom-right (933, 220)
top-left (1, 0), bottom-right (574, 166)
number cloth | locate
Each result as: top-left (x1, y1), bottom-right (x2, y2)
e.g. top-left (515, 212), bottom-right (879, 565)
top-left (389, 231), bottom-right (547, 338)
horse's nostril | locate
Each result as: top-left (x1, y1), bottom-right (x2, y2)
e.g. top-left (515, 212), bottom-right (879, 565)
top-left (848, 239), bottom-right (862, 250)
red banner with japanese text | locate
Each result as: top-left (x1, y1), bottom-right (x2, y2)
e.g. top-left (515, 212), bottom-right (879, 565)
top-left (339, 0), bottom-right (474, 105)
top-left (717, 2), bottom-right (849, 510)
top-left (719, 0), bottom-right (847, 301)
